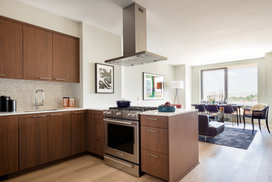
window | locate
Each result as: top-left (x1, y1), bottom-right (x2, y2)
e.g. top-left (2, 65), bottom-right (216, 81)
top-left (201, 64), bottom-right (258, 105)
top-left (201, 68), bottom-right (227, 102)
top-left (228, 65), bottom-right (257, 105)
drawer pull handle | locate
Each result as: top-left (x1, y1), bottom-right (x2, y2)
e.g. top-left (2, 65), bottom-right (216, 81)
top-left (32, 115), bottom-right (47, 118)
top-left (146, 129), bottom-right (159, 133)
top-left (0, 73), bottom-right (6, 77)
top-left (147, 153), bottom-right (159, 158)
top-left (50, 114), bottom-right (62, 117)
top-left (39, 77), bottom-right (51, 80)
top-left (55, 78), bottom-right (66, 81)
top-left (146, 117), bottom-right (158, 121)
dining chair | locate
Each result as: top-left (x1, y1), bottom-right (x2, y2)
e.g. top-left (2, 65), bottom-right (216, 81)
top-left (243, 104), bottom-right (270, 133)
top-left (194, 104), bottom-right (206, 113)
top-left (223, 105), bottom-right (237, 125)
top-left (206, 105), bottom-right (219, 119)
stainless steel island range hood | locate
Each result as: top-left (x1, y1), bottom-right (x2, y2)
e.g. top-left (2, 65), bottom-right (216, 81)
top-left (105, 3), bottom-right (167, 66)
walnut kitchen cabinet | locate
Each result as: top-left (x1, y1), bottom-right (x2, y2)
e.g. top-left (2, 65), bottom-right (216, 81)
top-left (0, 17), bottom-right (23, 79)
top-left (19, 114), bottom-right (48, 170)
top-left (87, 110), bottom-right (105, 157)
top-left (53, 33), bottom-right (79, 83)
top-left (23, 25), bottom-right (53, 81)
top-left (71, 111), bottom-right (86, 155)
top-left (141, 111), bottom-right (199, 182)
top-left (0, 115), bottom-right (19, 176)
top-left (47, 112), bottom-right (71, 161)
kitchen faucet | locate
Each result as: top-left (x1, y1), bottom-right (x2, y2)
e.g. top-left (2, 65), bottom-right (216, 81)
top-left (35, 90), bottom-right (45, 110)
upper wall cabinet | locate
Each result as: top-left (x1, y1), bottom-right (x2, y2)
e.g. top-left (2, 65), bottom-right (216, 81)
top-left (53, 33), bottom-right (79, 83)
top-left (0, 18), bottom-right (23, 79)
top-left (23, 25), bottom-right (53, 81)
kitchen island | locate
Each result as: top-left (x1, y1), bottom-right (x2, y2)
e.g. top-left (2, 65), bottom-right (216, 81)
top-left (140, 109), bottom-right (199, 182)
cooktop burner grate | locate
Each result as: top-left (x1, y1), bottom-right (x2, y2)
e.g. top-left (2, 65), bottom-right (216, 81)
top-left (109, 106), bottom-right (158, 112)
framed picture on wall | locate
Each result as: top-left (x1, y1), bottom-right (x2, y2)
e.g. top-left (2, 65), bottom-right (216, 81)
top-left (143, 72), bottom-right (164, 100)
top-left (95, 63), bottom-right (114, 94)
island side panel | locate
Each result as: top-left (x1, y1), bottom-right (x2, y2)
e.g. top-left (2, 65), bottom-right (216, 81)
top-left (168, 111), bottom-right (199, 182)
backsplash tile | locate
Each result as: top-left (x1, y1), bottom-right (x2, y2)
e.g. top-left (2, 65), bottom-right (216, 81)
top-left (0, 79), bottom-right (75, 111)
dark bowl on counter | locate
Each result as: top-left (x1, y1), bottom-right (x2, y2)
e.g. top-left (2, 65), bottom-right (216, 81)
top-left (116, 100), bottom-right (131, 108)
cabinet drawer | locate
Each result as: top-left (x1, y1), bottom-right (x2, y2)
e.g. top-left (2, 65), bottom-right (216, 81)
top-left (141, 115), bottom-right (168, 129)
top-left (141, 126), bottom-right (168, 154)
top-left (141, 149), bottom-right (169, 181)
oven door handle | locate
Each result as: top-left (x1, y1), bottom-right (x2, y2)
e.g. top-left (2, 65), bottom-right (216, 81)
top-left (104, 118), bottom-right (136, 126)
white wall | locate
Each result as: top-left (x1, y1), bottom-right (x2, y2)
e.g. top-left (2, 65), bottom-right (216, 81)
top-left (81, 23), bottom-right (122, 109)
top-left (123, 62), bottom-right (175, 106)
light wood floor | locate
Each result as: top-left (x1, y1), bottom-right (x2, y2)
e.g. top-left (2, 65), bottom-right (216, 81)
top-left (4, 123), bottom-right (272, 182)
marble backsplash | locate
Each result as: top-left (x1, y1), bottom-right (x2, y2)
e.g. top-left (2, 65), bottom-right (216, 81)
top-left (0, 79), bottom-right (76, 112)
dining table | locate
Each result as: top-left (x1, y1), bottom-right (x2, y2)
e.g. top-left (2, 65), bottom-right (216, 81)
top-left (192, 103), bottom-right (244, 124)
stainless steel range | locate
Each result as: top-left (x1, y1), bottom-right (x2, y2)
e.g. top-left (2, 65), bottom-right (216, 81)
top-left (103, 106), bottom-right (157, 177)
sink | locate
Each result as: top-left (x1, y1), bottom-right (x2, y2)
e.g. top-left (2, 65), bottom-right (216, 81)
top-left (23, 108), bottom-right (59, 113)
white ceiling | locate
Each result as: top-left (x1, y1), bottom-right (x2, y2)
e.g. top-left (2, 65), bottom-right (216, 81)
top-left (18, 0), bottom-right (272, 65)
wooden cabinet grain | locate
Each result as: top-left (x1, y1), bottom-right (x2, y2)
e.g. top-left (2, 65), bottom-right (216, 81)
top-left (141, 112), bottom-right (199, 182)
top-left (53, 33), bottom-right (79, 82)
top-left (87, 110), bottom-right (104, 157)
top-left (71, 111), bottom-right (86, 155)
top-left (48, 112), bottom-right (71, 161)
top-left (23, 25), bottom-right (53, 81)
top-left (0, 116), bottom-right (19, 176)
top-left (19, 114), bottom-right (48, 170)
top-left (0, 18), bottom-right (23, 79)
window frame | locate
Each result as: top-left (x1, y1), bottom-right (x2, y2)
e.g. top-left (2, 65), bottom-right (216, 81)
top-left (201, 67), bottom-right (228, 101)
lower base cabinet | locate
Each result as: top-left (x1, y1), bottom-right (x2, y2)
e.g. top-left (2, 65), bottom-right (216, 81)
top-left (87, 110), bottom-right (104, 157)
top-left (0, 116), bottom-right (19, 176)
top-left (0, 109), bottom-right (104, 177)
top-left (19, 114), bottom-right (48, 170)
top-left (71, 111), bottom-right (86, 155)
top-left (48, 112), bottom-right (71, 161)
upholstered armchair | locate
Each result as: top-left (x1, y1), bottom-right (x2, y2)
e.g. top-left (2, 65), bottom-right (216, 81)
top-left (243, 104), bottom-right (270, 133)
top-left (198, 114), bottom-right (225, 141)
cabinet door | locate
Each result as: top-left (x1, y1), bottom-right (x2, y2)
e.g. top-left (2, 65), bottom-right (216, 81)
top-left (90, 136), bottom-right (104, 157)
top-left (19, 114), bottom-right (48, 170)
top-left (71, 111), bottom-right (85, 155)
top-left (53, 33), bottom-right (79, 83)
top-left (91, 111), bottom-right (104, 138)
top-left (0, 18), bottom-right (23, 79)
top-left (23, 25), bottom-right (52, 81)
top-left (48, 112), bottom-right (71, 161)
top-left (0, 116), bottom-right (19, 176)
top-left (87, 110), bottom-right (104, 156)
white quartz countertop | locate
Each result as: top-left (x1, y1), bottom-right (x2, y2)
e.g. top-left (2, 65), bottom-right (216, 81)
top-left (141, 109), bottom-right (198, 117)
top-left (0, 107), bottom-right (105, 116)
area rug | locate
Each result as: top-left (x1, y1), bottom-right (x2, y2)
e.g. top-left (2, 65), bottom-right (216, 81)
top-left (199, 127), bottom-right (257, 150)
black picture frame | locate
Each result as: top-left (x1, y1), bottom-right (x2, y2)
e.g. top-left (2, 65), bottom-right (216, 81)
top-left (95, 63), bottom-right (114, 94)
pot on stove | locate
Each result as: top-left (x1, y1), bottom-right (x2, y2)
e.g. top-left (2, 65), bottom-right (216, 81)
top-left (116, 100), bottom-right (131, 108)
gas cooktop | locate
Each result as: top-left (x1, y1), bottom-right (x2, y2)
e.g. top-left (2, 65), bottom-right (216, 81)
top-left (104, 106), bottom-right (158, 120)
top-left (108, 106), bottom-right (158, 112)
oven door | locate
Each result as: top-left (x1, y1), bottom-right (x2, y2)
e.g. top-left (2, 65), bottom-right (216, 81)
top-left (104, 118), bottom-right (139, 164)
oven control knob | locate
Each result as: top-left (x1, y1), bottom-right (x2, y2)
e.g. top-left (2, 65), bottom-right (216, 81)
top-left (116, 112), bottom-right (122, 116)
top-left (131, 114), bottom-right (137, 119)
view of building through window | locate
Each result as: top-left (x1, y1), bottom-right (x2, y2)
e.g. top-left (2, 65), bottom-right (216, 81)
top-left (201, 64), bottom-right (258, 105)
top-left (202, 69), bottom-right (225, 103)
top-left (228, 65), bottom-right (258, 105)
